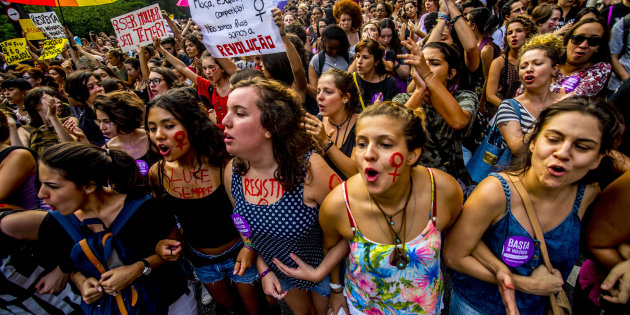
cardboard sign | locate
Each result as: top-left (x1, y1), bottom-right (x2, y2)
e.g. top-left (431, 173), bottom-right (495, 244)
top-left (0, 38), bottom-right (30, 65)
top-left (190, 0), bottom-right (285, 58)
top-left (19, 19), bottom-right (46, 40)
top-left (111, 4), bottom-right (169, 53)
top-left (29, 11), bottom-right (65, 39)
top-left (38, 38), bottom-right (67, 60)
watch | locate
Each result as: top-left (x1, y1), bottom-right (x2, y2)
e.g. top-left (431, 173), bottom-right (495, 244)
top-left (141, 259), bottom-right (152, 276)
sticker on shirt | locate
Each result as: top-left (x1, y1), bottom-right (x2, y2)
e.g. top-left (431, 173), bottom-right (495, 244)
top-left (501, 236), bottom-right (534, 267)
top-left (371, 92), bottom-right (383, 104)
top-left (136, 159), bottom-right (149, 176)
top-left (232, 214), bottom-right (252, 238)
top-left (561, 76), bottom-right (580, 93)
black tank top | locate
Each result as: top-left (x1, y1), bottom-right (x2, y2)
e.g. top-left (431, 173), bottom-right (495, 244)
top-left (159, 183), bottom-right (239, 249)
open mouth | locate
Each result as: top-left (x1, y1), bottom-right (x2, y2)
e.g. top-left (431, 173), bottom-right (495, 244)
top-left (365, 167), bottom-right (379, 182)
top-left (575, 52), bottom-right (586, 58)
top-left (548, 165), bottom-right (566, 176)
top-left (511, 40), bottom-right (518, 45)
top-left (224, 132), bottom-right (234, 144)
top-left (524, 75), bottom-right (535, 84)
top-left (158, 144), bottom-right (171, 156)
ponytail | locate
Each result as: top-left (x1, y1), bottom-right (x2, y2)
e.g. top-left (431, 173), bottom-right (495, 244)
top-left (40, 142), bottom-right (142, 194)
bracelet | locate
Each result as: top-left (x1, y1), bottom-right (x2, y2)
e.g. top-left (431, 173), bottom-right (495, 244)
top-left (244, 244), bottom-right (256, 251)
top-left (323, 140), bottom-right (334, 153)
top-left (331, 287), bottom-right (344, 294)
top-left (438, 14), bottom-right (449, 21)
top-left (259, 268), bottom-right (272, 279)
top-left (330, 282), bottom-right (343, 290)
top-left (450, 14), bottom-right (463, 25)
top-left (243, 239), bottom-right (256, 251)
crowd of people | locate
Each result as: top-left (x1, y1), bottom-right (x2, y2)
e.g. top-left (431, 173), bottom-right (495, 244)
top-left (1, 0), bottom-right (630, 314)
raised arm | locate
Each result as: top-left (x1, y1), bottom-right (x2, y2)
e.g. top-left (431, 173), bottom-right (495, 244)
top-left (161, 10), bottom-right (183, 44)
top-left (137, 45), bottom-right (150, 82)
top-left (400, 38), bottom-right (471, 130)
top-left (272, 8), bottom-right (307, 103)
top-left (153, 37), bottom-right (198, 85)
top-left (445, 0), bottom-right (480, 72)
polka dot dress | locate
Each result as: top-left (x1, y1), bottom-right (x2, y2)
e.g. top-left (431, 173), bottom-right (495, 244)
top-left (231, 155), bottom-right (324, 289)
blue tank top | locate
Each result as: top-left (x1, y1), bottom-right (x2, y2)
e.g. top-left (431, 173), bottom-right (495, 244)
top-left (452, 173), bottom-right (585, 314)
top-left (231, 153), bottom-right (324, 289)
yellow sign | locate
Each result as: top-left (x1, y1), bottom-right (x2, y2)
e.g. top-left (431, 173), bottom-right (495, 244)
top-left (0, 38), bottom-right (30, 65)
top-left (169, 14), bottom-right (174, 20)
top-left (19, 19), bottom-right (46, 41)
top-left (39, 38), bottom-right (67, 60)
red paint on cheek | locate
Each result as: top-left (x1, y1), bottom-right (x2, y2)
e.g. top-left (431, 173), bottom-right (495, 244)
top-left (328, 174), bottom-right (342, 190)
top-left (174, 131), bottom-right (188, 151)
top-left (388, 152), bottom-right (403, 183)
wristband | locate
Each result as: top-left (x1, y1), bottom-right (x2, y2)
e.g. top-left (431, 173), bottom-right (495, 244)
top-left (438, 14), bottom-right (449, 21)
top-left (450, 14), bottom-right (463, 25)
top-left (323, 140), bottom-right (334, 153)
top-left (259, 268), bottom-right (272, 279)
top-left (331, 287), bottom-right (344, 294)
top-left (330, 283), bottom-right (343, 290)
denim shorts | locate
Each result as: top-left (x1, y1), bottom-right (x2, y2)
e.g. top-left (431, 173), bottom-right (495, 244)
top-left (449, 288), bottom-right (487, 315)
top-left (278, 275), bottom-right (330, 298)
top-left (188, 241), bottom-right (258, 285)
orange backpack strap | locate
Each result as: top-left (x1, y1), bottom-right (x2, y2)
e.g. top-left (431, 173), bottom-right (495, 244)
top-left (78, 239), bottom-right (107, 274)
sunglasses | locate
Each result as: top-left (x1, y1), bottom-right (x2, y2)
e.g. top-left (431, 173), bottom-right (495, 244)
top-left (570, 35), bottom-right (601, 47)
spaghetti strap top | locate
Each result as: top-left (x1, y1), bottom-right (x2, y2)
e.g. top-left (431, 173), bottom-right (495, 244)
top-left (342, 168), bottom-right (444, 314)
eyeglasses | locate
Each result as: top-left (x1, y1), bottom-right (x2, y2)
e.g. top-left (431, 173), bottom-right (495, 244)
top-left (570, 35), bottom-right (601, 47)
top-left (148, 78), bottom-right (162, 86)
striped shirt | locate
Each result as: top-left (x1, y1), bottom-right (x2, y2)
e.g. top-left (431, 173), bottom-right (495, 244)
top-left (494, 99), bottom-right (536, 135)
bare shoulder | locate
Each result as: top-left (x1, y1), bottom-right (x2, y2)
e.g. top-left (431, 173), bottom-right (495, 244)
top-left (578, 183), bottom-right (602, 218)
top-left (468, 173), bottom-right (510, 218)
top-left (2, 148), bottom-right (36, 170)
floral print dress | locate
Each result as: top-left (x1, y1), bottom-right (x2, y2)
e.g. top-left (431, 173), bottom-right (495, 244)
top-left (341, 168), bottom-right (444, 314)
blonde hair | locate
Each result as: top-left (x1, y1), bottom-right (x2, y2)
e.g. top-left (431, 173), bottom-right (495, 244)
top-left (518, 33), bottom-right (564, 66)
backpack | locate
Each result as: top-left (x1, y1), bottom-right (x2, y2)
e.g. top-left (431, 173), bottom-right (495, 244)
top-left (50, 195), bottom-right (167, 315)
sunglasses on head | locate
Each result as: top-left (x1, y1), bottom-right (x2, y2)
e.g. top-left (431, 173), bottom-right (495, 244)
top-left (570, 35), bottom-right (601, 47)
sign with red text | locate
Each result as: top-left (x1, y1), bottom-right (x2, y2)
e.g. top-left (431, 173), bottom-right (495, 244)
top-left (19, 19), bottom-right (46, 40)
top-left (190, 0), bottom-right (285, 58)
top-left (29, 12), bottom-right (65, 39)
top-left (110, 4), bottom-right (168, 53)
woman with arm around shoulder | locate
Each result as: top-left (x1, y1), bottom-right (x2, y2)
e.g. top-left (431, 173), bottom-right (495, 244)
top-left (222, 77), bottom-right (338, 315)
top-left (496, 33), bottom-right (564, 158)
top-left (444, 97), bottom-right (624, 314)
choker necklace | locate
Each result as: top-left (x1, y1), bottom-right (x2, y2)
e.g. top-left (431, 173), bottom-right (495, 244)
top-left (371, 177), bottom-right (413, 270)
top-left (329, 113), bottom-right (351, 147)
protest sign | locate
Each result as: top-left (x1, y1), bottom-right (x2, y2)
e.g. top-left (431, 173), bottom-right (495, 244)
top-left (111, 4), bottom-right (169, 53)
top-left (38, 38), bottom-right (67, 60)
top-left (190, 0), bottom-right (286, 58)
top-left (19, 19), bottom-right (46, 41)
top-left (0, 38), bottom-right (30, 65)
top-left (29, 11), bottom-right (65, 39)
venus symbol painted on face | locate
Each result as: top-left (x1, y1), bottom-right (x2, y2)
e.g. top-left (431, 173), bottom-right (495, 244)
top-left (174, 131), bottom-right (188, 151)
top-left (389, 152), bottom-right (403, 183)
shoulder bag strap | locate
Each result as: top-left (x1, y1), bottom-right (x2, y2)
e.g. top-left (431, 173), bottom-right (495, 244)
top-left (352, 72), bottom-right (366, 111)
top-left (110, 194), bottom-right (152, 234)
top-left (507, 174), bottom-right (564, 314)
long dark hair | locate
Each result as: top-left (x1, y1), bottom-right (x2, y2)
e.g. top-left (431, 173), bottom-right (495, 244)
top-left (40, 142), bottom-right (143, 194)
top-left (378, 19), bottom-right (403, 54)
top-left (231, 77), bottom-right (316, 191)
top-left (563, 18), bottom-right (610, 64)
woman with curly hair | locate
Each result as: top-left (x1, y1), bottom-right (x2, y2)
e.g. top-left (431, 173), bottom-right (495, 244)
top-left (333, 0), bottom-right (364, 48)
top-left (223, 77), bottom-right (337, 315)
top-left (374, 1), bottom-right (393, 20)
top-left (146, 88), bottom-right (261, 314)
top-left (486, 15), bottom-right (538, 108)
top-left (496, 33), bottom-right (565, 158)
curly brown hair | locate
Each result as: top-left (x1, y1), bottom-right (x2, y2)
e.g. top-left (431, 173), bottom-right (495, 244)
top-left (231, 77), bottom-right (316, 192)
top-left (518, 33), bottom-right (564, 67)
top-left (333, 0), bottom-right (364, 31)
top-left (503, 15), bottom-right (538, 54)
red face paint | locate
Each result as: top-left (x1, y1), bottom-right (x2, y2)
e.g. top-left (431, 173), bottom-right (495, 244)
top-left (328, 174), bottom-right (342, 190)
top-left (388, 152), bottom-right (403, 183)
top-left (257, 198), bottom-right (269, 205)
top-left (174, 131), bottom-right (188, 151)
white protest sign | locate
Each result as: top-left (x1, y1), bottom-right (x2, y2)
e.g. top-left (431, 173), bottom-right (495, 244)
top-left (29, 11), bottom-right (65, 39)
top-left (111, 4), bottom-right (168, 53)
top-left (190, 0), bottom-right (285, 58)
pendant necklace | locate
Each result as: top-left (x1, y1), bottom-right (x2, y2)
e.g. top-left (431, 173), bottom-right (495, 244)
top-left (329, 113), bottom-right (351, 146)
top-left (371, 177), bottom-right (413, 270)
